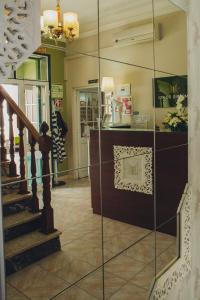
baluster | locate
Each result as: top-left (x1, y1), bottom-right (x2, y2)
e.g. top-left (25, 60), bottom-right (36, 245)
top-left (29, 134), bottom-right (39, 213)
top-left (39, 122), bottom-right (54, 234)
top-left (0, 98), bottom-right (7, 161)
top-left (18, 120), bottom-right (28, 194)
top-left (8, 105), bottom-right (17, 176)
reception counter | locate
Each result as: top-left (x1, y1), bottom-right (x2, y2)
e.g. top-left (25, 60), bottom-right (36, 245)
top-left (89, 128), bottom-right (188, 235)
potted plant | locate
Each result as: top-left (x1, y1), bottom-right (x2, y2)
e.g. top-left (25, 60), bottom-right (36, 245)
top-left (163, 95), bottom-right (188, 132)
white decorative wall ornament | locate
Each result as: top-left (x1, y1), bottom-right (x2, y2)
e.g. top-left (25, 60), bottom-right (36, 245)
top-left (150, 184), bottom-right (192, 300)
top-left (0, 0), bottom-right (41, 83)
top-left (113, 145), bottom-right (153, 195)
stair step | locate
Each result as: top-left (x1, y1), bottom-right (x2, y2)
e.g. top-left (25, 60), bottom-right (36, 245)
top-left (2, 192), bottom-right (32, 206)
top-left (2, 175), bottom-right (20, 185)
top-left (4, 211), bottom-right (41, 230)
top-left (5, 230), bottom-right (61, 259)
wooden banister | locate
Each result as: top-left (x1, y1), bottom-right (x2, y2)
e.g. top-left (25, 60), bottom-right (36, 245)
top-left (0, 85), bottom-right (40, 142)
top-left (0, 85), bottom-right (55, 234)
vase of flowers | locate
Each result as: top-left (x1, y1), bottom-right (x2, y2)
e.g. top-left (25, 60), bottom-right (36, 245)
top-left (163, 95), bottom-right (188, 132)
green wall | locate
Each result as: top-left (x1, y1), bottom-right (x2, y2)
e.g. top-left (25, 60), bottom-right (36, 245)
top-left (16, 59), bottom-right (38, 80)
top-left (45, 46), bottom-right (68, 174)
top-left (15, 44), bottom-right (68, 175)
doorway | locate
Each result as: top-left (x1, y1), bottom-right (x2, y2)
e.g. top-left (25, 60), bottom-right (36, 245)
top-left (2, 80), bottom-right (50, 182)
top-left (76, 88), bottom-right (99, 178)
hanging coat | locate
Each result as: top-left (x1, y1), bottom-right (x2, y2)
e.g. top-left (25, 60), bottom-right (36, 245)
top-left (51, 111), bottom-right (67, 162)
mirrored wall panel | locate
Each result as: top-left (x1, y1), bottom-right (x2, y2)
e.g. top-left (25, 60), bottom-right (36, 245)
top-left (1, 0), bottom-right (188, 299)
top-left (153, 0), bottom-right (188, 278)
top-left (99, 0), bottom-right (154, 70)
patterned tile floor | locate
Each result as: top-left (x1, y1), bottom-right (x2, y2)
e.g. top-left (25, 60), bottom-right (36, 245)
top-left (6, 178), bottom-right (177, 300)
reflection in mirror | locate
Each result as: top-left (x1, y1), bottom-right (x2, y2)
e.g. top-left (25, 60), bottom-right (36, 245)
top-left (99, 59), bottom-right (155, 129)
top-left (16, 55), bottom-right (49, 81)
top-left (1, 0), bottom-right (188, 299)
top-left (153, 0), bottom-right (187, 75)
top-left (154, 0), bottom-right (188, 281)
top-left (65, 55), bottom-right (100, 174)
top-left (90, 56), bottom-right (156, 297)
top-left (3, 16), bottom-right (103, 299)
top-left (4, 169), bottom-right (104, 299)
top-left (99, 0), bottom-right (155, 69)
top-left (48, 0), bottom-right (100, 56)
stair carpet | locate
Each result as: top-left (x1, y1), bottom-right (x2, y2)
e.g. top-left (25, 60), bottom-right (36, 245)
top-left (1, 160), bottom-right (61, 275)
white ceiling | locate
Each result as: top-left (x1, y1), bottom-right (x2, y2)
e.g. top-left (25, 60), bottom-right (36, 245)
top-left (41, 0), bottom-right (181, 35)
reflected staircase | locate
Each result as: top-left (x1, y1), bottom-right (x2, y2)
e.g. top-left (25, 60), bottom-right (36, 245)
top-left (0, 85), bottom-right (61, 275)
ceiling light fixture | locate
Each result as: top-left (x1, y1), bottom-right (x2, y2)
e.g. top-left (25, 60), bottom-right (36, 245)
top-left (41, 0), bottom-right (79, 43)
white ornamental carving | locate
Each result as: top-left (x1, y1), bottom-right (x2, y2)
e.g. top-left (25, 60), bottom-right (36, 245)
top-left (0, 0), bottom-right (41, 82)
top-left (113, 145), bottom-right (153, 195)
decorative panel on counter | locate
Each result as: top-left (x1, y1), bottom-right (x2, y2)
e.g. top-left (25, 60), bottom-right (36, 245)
top-left (89, 129), bottom-right (188, 235)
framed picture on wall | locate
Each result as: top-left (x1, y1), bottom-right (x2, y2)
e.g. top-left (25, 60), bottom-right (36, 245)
top-left (154, 75), bottom-right (188, 108)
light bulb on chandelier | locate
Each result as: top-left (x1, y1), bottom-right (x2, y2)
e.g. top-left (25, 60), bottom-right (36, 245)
top-left (41, 0), bottom-right (79, 43)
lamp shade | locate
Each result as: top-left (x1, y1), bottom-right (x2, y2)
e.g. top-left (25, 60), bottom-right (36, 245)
top-left (40, 16), bottom-right (45, 31)
top-left (63, 12), bottom-right (78, 30)
top-left (43, 10), bottom-right (58, 28)
top-left (101, 77), bottom-right (115, 93)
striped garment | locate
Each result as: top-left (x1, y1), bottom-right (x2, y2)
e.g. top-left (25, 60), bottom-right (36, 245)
top-left (51, 112), bottom-right (67, 162)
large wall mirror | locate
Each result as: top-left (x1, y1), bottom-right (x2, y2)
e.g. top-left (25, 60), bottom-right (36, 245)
top-left (2, 0), bottom-right (187, 299)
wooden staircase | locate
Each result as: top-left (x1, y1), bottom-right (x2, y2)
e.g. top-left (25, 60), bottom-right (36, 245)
top-left (0, 86), bottom-right (61, 275)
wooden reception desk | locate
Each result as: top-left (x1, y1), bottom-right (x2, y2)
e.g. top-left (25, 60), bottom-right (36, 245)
top-left (89, 128), bottom-right (188, 235)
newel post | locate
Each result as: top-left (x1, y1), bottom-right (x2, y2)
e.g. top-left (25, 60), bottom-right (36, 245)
top-left (29, 134), bottom-right (39, 213)
top-left (39, 122), bottom-right (54, 234)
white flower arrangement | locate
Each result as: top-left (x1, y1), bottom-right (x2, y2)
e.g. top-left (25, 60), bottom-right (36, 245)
top-left (163, 95), bottom-right (188, 131)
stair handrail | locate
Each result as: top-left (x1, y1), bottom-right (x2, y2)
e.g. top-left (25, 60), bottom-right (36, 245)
top-left (0, 85), bottom-right (40, 142)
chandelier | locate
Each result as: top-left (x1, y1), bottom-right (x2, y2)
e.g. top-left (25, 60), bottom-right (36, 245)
top-left (40, 0), bottom-right (79, 42)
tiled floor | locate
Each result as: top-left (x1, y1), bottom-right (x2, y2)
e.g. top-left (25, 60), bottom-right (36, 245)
top-left (6, 178), bottom-right (177, 300)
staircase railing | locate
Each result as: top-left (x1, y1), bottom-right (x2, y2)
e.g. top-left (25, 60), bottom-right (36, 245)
top-left (0, 85), bottom-right (54, 234)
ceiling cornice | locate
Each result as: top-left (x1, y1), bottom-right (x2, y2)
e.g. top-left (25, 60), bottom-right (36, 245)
top-left (79, 7), bottom-right (180, 39)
